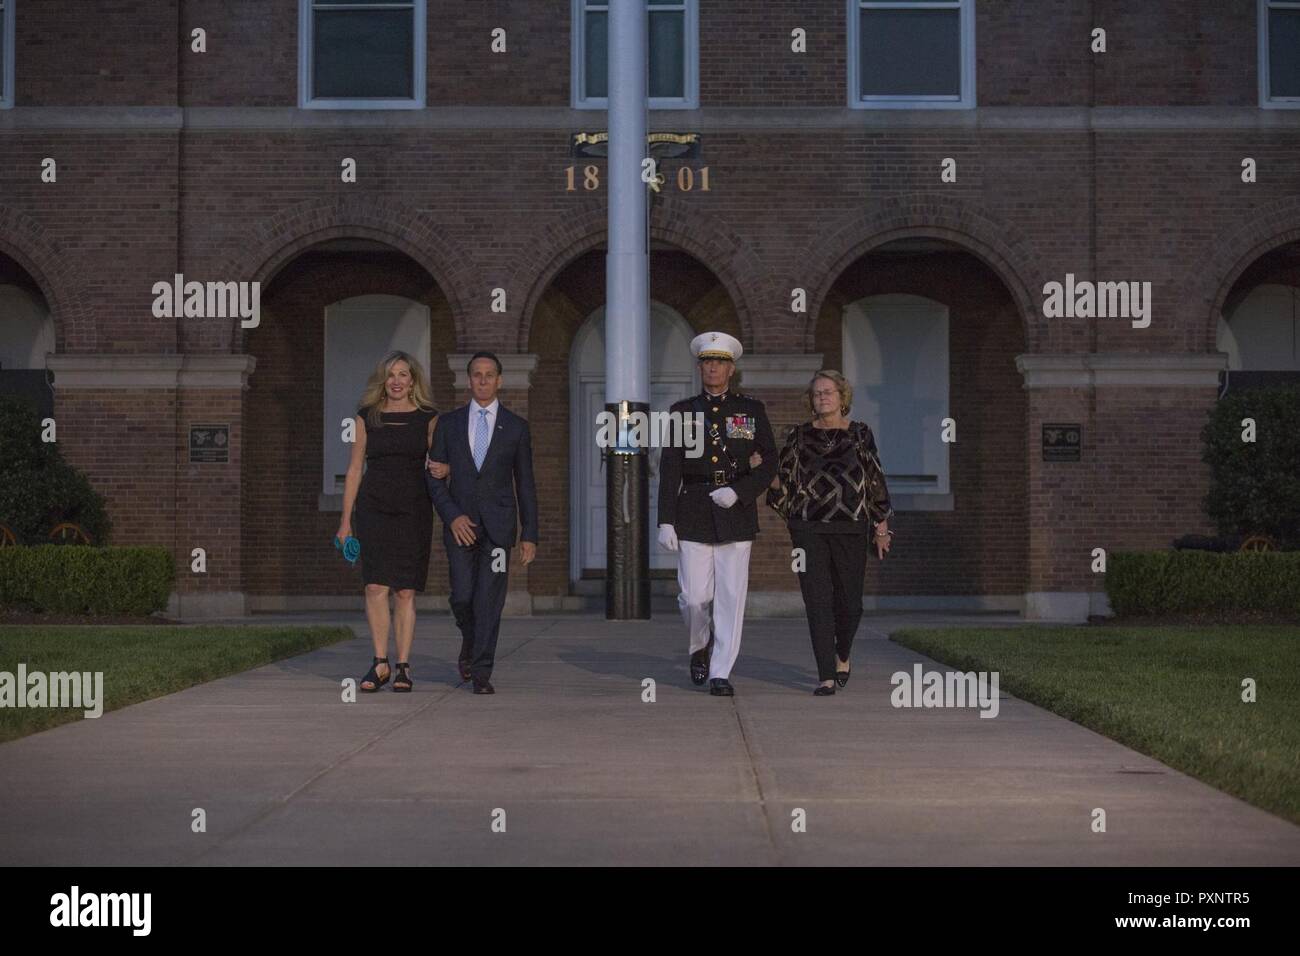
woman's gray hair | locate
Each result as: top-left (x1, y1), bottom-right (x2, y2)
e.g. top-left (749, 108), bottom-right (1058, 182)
top-left (804, 369), bottom-right (853, 415)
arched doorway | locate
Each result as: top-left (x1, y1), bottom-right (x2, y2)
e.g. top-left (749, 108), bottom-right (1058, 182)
top-left (815, 236), bottom-right (1029, 603)
top-left (1217, 240), bottom-right (1300, 393)
top-left (569, 302), bottom-right (699, 582)
top-left (0, 271), bottom-right (56, 418)
top-left (241, 238), bottom-right (455, 603)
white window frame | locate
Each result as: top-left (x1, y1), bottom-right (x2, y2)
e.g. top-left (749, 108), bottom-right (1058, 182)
top-left (298, 0), bottom-right (426, 110)
top-left (572, 0), bottom-right (699, 110)
top-left (1260, 0), bottom-right (1300, 108)
top-left (320, 295), bottom-right (431, 505)
top-left (1, 0), bottom-right (14, 109)
top-left (848, 0), bottom-right (975, 110)
top-left (842, 294), bottom-right (953, 510)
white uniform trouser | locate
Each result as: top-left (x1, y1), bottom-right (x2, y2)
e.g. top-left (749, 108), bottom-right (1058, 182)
top-left (677, 539), bottom-right (753, 681)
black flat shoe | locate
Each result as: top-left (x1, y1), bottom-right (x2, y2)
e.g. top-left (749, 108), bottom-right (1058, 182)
top-left (814, 684), bottom-right (836, 696)
top-left (457, 659), bottom-right (472, 682)
top-left (392, 662), bottom-right (413, 692)
top-left (836, 660), bottom-right (851, 688)
top-left (472, 678), bottom-right (495, 695)
top-left (709, 678), bottom-right (734, 697)
top-left (689, 649), bottom-right (708, 686)
top-left (359, 656), bottom-right (390, 692)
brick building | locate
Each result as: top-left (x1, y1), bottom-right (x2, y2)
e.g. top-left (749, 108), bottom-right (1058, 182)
top-left (1, 1), bottom-right (1297, 620)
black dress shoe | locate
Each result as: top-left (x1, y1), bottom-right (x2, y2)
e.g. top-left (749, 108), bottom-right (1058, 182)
top-left (709, 678), bottom-right (734, 697)
top-left (814, 684), bottom-right (836, 696)
top-left (457, 659), bottom-right (472, 682)
top-left (689, 649), bottom-right (708, 686)
top-left (472, 679), bottom-right (495, 695)
top-left (835, 667), bottom-right (851, 689)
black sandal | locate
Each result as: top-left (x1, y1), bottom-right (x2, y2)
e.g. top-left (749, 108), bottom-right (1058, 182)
top-left (392, 662), bottom-right (413, 693)
top-left (360, 657), bottom-right (390, 692)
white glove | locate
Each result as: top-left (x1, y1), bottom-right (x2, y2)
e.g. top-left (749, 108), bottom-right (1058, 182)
top-left (657, 523), bottom-right (679, 552)
top-left (710, 487), bottom-right (739, 509)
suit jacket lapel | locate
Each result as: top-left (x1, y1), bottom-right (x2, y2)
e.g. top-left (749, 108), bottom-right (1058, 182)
top-left (456, 404), bottom-right (474, 467)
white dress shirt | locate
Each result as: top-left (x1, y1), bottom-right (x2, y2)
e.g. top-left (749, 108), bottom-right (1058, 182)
top-left (468, 398), bottom-right (500, 461)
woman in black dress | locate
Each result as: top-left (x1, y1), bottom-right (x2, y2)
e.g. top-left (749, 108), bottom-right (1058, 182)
top-left (337, 350), bottom-right (438, 693)
top-left (767, 370), bottom-right (893, 695)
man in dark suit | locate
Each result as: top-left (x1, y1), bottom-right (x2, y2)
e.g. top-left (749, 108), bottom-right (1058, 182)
top-left (657, 332), bottom-right (777, 696)
top-left (425, 352), bottom-right (538, 694)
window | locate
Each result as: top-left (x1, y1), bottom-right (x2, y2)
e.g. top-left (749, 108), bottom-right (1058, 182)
top-left (321, 295), bottom-right (430, 501)
top-left (299, 0), bottom-right (425, 109)
top-left (842, 295), bottom-right (952, 507)
top-left (1218, 284), bottom-right (1300, 388)
top-left (1, 0), bottom-right (13, 109)
top-left (1261, 0), bottom-right (1300, 107)
top-left (573, 0), bottom-right (698, 109)
top-left (848, 0), bottom-right (975, 109)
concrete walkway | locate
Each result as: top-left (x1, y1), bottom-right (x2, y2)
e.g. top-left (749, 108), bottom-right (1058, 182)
top-left (1, 612), bottom-right (1297, 866)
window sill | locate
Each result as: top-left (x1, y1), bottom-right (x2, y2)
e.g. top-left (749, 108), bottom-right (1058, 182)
top-left (890, 493), bottom-right (954, 512)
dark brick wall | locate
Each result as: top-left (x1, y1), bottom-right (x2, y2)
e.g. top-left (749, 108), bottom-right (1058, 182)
top-left (14, 0), bottom-right (178, 107)
top-left (2, 0), bottom-right (1295, 606)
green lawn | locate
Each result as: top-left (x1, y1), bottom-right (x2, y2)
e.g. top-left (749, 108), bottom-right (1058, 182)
top-left (0, 626), bottom-right (352, 743)
top-left (891, 626), bottom-right (1300, 825)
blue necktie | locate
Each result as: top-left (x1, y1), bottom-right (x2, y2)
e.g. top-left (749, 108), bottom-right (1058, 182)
top-left (473, 408), bottom-right (489, 470)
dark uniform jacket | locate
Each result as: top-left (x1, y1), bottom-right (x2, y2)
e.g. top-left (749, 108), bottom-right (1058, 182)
top-left (658, 389), bottom-right (778, 544)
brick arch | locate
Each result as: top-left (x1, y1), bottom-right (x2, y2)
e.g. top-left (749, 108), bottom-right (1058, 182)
top-left (0, 204), bottom-right (91, 352)
top-left (512, 195), bottom-right (767, 352)
top-left (804, 195), bottom-right (1046, 353)
top-left (215, 197), bottom-right (472, 352)
top-left (1192, 196), bottom-right (1300, 352)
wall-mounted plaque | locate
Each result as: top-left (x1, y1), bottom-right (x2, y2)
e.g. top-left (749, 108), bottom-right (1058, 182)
top-left (571, 131), bottom-right (701, 159)
top-left (189, 424), bottom-right (230, 464)
top-left (1042, 423), bottom-right (1082, 462)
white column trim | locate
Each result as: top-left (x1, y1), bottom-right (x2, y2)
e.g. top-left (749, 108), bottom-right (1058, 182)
top-left (448, 353), bottom-right (538, 390)
top-left (737, 353), bottom-right (825, 388)
top-left (1016, 352), bottom-right (1227, 388)
top-left (47, 354), bottom-right (256, 389)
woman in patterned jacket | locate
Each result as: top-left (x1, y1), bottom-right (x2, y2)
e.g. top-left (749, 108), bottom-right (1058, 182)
top-left (766, 370), bottom-right (893, 696)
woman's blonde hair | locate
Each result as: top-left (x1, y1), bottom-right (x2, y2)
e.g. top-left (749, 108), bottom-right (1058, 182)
top-left (359, 350), bottom-right (435, 429)
top-left (804, 369), bottom-right (853, 416)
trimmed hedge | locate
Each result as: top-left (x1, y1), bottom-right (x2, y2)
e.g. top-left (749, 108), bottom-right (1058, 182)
top-left (1107, 550), bottom-right (1300, 616)
top-left (0, 546), bottom-right (173, 615)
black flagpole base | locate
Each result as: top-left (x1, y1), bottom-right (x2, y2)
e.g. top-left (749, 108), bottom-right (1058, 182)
top-left (605, 401), bottom-right (651, 620)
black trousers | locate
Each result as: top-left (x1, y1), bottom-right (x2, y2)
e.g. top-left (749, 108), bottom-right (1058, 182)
top-left (446, 531), bottom-right (511, 681)
top-left (790, 527), bottom-right (870, 682)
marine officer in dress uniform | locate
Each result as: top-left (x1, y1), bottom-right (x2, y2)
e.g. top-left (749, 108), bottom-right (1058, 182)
top-left (657, 332), bottom-right (777, 696)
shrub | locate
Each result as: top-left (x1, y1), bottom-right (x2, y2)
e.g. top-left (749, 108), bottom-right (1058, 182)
top-left (1201, 385), bottom-right (1300, 548)
top-left (0, 546), bottom-right (173, 615)
top-left (1107, 550), bottom-right (1300, 616)
top-left (0, 396), bottom-right (111, 544)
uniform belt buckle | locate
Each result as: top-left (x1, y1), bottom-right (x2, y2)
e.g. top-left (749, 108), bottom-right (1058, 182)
top-left (712, 470), bottom-right (726, 486)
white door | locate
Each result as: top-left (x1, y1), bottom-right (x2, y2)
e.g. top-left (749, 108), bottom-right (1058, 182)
top-left (570, 303), bottom-right (698, 580)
